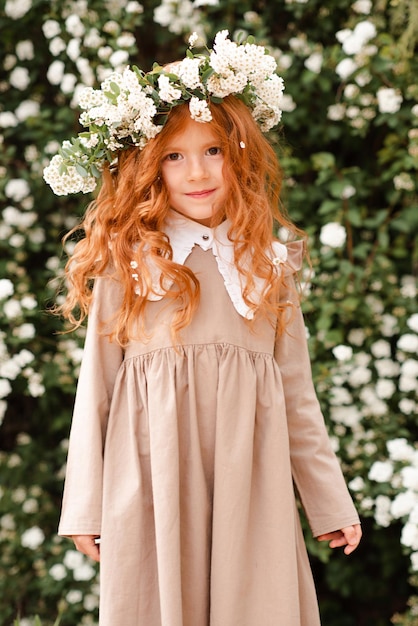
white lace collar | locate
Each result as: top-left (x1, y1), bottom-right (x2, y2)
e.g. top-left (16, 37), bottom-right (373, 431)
top-left (135, 210), bottom-right (302, 320)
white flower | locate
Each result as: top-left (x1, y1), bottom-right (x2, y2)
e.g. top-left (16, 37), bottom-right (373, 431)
top-left (15, 100), bottom-right (40, 122)
top-left (9, 66), bottom-right (31, 90)
top-left (330, 405), bottom-right (362, 427)
top-left (392, 491), bottom-right (418, 520)
top-left (189, 32), bottom-right (199, 48)
top-left (377, 87), bottom-right (403, 114)
top-left (16, 40), bottom-right (34, 61)
top-left (74, 562), bottom-right (96, 581)
top-left (369, 460), bottom-right (393, 483)
top-left (411, 552), bottom-right (418, 571)
top-left (64, 549), bottom-right (85, 570)
top-left (5, 0), bottom-right (32, 19)
top-left (42, 19), bottom-right (61, 39)
top-left (341, 21), bottom-right (376, 55)
top-left (319, 222), bottom-right (347, 247)
top-left (375, 379), bottom-right (396, 400)
top-left (0, 379), bottom-right (12, 399)
top-left (332, 344), bottom-right (353, 361)
top-left (327, 103), bottom-right (346, 121)
top-left (43, 155), bottom-right (97, 196)
top-left (65, 14), bottom-right (85, 38)
top-left (21, 526), bottom-right (45, 549)
top-left (47, 60), bottom-right (65, 85)
top-left (401, 467), bottom-right (418, 491)
top-left (66, 590), bottom-right (83, 604)
top-left (304, 52), bottom-right (323, 74)
top-left (0, 278), bottom-right (14, 299)
top-left (352, 0), bottom-right (372, 13)
top-left (348, 476), bottom-right (365, 491)
top-left (109, 49), bottom-right (129, 68)
top-left (407, 314), bottom-right (418, 333)
top-left (374, 495), bottom-right (392, 527)
top-left (49, 563), bottom-right (67, 581)
top-left (397, 334), bottom-right (418, 353)
top-left (0, 111), bottom-right (18, 128)
top-left (336, 58), bottom-right (358, 80)
top-left (117, 33), bottom-right (136, 49)
top-left (401, 522), bottom-right (418, 549)
top-left (387, 438), bottom-right (415, 462)
top-left (393, 172), bottom-right (415, 191)
top-left (5, 178), bottom-right (30, 202)
top-left (370, 339), bottom-right (391, 358)
top-left (126, 1), bottom-right (144, 13)
top-left (189, 97), bottom-right (212, 122)
top-left (341, 184), bottom-right (356, 198)
top-left (157, 75), bottom-right (182, 103)
top-left (14, 323), bottom-right (36, 340)
top-left (374, 359), bottom-right (400, 378)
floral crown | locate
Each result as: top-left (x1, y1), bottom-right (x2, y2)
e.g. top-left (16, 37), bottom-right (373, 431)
top-left (43, 30), bottom-right (285, 196)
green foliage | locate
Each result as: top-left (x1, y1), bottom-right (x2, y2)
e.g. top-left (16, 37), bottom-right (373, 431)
top-left (0, 0), bottom-right (417, 624)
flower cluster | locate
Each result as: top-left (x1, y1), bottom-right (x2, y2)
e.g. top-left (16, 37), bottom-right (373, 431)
top-left (43, 30), bottom-right (284, 195)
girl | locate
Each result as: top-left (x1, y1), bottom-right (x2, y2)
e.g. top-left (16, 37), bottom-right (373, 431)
top-left (45, 31), bottom-right (361, 626)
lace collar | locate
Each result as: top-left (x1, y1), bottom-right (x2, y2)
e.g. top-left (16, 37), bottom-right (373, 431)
top-left (135, 210), bottom-right (303, 320)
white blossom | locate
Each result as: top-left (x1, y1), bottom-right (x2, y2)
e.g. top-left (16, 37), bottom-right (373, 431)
top-left (336, 58), bottom-right (358, 80)
top-left (189, 97), bottom-right (212, 122)
top-left (392, 492), bottom-right (418, 520)
top-left (319, 222), bottom-right (347, 247)
top-left (397, 334), bottom-right (418, 353)
top-left (42, 19), bottom-right (61, 39)
top-left (369, 460), bottom-right (393, 483)
top-left (332, 344), bottom-right (353, 361)
top-left (16, 40), bottom-right (34, 61)
top-left (407, 314), bottom-right (418, 333)
top-left (375, 379), bottom-right (396, 400)
top-left (304, 52), bottom-right (323, 74)
top-left (47, 60), bottom-right (65, 85)
top-left (370, 339), bottom-right (391, 358)
top-left (374, 495), bottom-right (392, 527)
top-left (5, 0), bottom-right (32, 19)
top-left (21, 526), bottom-right (45, 549)
top-left (5, 178), bottom-right (30, 202)
top-left (387, 438), bottom-right (415, 462)
top-left (377, 87), bottom-right (403, 114)
top-left (49, 563), bottom-right (67, 581)
top-left (9, 66), bottom-right (31, 90)
top-left (0, 111), bottom-right (18, 128)
top-left (65, 14), bottom-right (85, 38)
top-left (0, 279), bottom-right (14, 299)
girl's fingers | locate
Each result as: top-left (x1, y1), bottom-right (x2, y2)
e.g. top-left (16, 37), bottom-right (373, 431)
top-left (72, 534), bottom-right (101, 562)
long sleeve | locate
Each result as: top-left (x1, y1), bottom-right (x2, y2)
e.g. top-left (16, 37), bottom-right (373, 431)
top-left (58, 275), bottom-right (124, 536)
top-left (274, 279), bottom-right (360, 537)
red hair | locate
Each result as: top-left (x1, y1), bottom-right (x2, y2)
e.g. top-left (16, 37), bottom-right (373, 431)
top-left (58, 96), bottom-right (304, 344)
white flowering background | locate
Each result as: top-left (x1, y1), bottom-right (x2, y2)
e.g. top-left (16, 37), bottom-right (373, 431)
top-left (0, 0), bottom-right (417, 625)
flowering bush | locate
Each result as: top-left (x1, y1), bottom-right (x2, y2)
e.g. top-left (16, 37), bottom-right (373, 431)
top-left (0, 0), bottom-right (417, 624)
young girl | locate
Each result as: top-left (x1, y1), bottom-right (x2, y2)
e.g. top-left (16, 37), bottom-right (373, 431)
top-left (45, 31), bottom-right (361, 626)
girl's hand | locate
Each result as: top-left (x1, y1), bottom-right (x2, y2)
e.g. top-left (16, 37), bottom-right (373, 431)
top-left (317, 524), bottom-right (362, 555)
top-left (71, 534), bottom-right (100, 562)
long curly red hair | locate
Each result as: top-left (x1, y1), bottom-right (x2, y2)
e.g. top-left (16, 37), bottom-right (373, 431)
top-left (58, 96), bottom-right (304, 345)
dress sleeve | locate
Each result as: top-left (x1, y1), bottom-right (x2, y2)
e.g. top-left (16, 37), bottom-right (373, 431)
top-left (274, 268), bottom-right (360, 537)
top-left (58, 275), bottom-right (124, 537)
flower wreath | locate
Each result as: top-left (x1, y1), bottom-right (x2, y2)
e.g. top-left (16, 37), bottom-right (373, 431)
top-left (43, 30), bottom-right (285, 196)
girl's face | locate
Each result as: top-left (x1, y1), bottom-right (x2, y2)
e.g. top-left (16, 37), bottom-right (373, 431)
top-left (160, 117), bottom-right (227, 226)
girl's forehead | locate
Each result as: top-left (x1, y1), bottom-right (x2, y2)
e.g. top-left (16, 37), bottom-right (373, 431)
top-left (164, 118), bottom-right (219, 147)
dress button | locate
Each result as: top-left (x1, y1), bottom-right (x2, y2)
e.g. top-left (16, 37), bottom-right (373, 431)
top-left (202, 234), bottom-right (209, 241)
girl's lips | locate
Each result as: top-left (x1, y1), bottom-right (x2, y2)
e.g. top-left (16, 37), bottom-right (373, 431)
top-left (186, 189), bottom-right (215, 198)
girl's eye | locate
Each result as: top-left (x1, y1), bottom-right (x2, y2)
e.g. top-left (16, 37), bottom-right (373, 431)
top-left (207, 146), bottom-right (222, 156)
top-left (165, 153), bottom-right (181, 161)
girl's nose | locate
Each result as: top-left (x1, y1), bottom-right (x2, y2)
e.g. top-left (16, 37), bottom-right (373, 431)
top-left (187, 157), bottom-right (208, 181)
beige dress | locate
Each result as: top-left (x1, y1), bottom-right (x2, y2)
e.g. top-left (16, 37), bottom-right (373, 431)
top-left (59, 214), bottom-right (360, 626)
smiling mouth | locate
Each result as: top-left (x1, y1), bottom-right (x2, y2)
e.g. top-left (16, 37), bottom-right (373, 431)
top-left (186, 189), bottom-right (215, 197)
